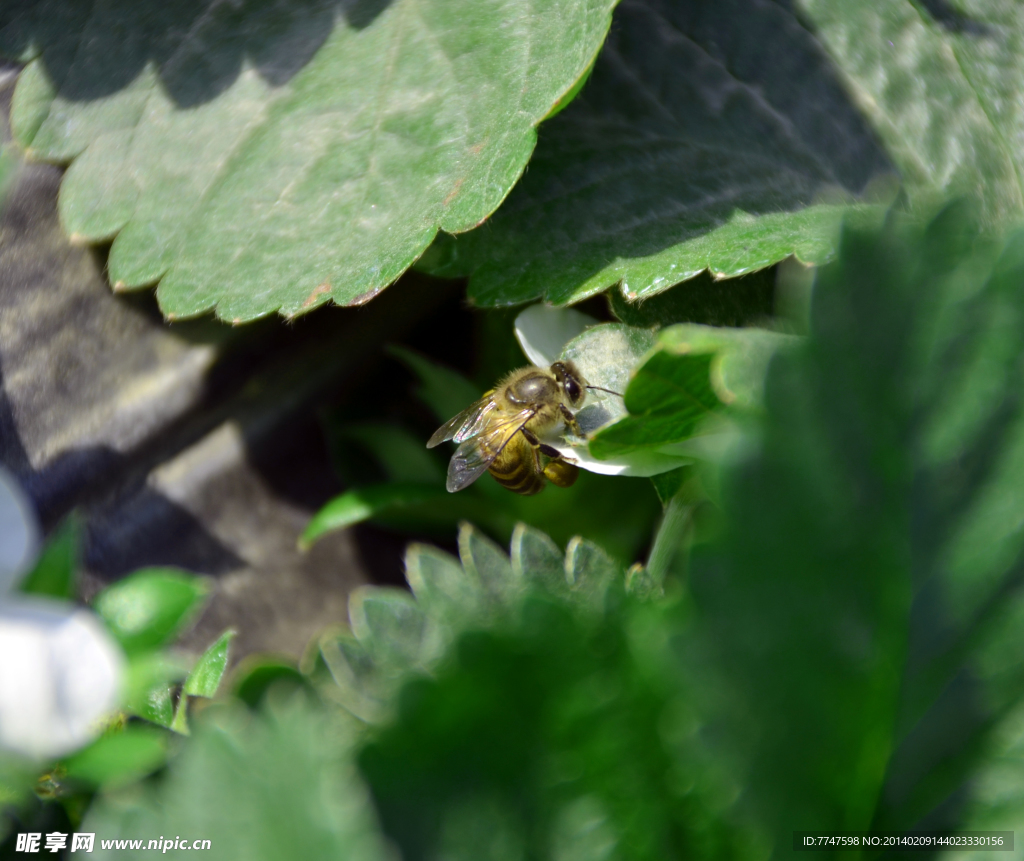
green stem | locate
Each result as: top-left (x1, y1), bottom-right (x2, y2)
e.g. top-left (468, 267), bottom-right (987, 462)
top-left (645, 495), bottom-right (692, 588)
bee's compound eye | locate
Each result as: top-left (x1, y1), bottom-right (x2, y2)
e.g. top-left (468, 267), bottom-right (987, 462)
top-left (563, 376), bottom-right (582, 404)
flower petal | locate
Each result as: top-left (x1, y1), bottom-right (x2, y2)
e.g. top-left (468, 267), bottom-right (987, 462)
top-left (545, 440), bottom-right (691, 477)
top-left (514, 304), bottom-right (597, 368)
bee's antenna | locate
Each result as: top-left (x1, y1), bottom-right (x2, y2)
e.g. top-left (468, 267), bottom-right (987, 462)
top-left (586, 385), bottom-right (623, 397)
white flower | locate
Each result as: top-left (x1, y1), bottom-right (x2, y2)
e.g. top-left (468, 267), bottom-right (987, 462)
top-left (0, 467), bottom-right (124, 760)
top-left (0, 601), bottom-right (124, 759)
top-left (514, 305), bottom-right (692, 477)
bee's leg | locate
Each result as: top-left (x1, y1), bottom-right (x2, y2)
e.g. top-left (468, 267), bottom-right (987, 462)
top-left (557, 404), bottom-right (584, 437)
top-left (521, 428), bottom-right (579, 489)
top-left (520, 428), bottom-right (546, 474)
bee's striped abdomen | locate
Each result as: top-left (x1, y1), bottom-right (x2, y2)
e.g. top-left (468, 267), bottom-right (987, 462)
top-left (488, 433), bottom-right (544, 495)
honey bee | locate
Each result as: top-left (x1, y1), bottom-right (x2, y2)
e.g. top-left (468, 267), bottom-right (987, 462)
top-left (427, 361), bottom-right (602, 495)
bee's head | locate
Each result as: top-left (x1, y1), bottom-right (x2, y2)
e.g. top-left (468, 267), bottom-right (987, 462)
top-left (550, 360), bottom-right (586, 407)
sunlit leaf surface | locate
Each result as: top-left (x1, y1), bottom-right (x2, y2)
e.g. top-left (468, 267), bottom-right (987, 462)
top-left (1, 0), bottom-right (616, 321)
top-left (800, 0), bottom-right (1024, 227)
top-left (419, 0), bottom-right (893, 307)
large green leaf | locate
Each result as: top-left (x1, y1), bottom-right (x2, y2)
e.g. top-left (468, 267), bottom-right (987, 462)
top-left (1, 0), bottom-right (616, 321)
top-left (359, 597), bottom-right (743, 861)
top-left (686, 208), bottom-right (1024, 845)
top-left (418, 0), bottom-right (893, 307)
top-left (799, 0), bottom-right (1024, 228)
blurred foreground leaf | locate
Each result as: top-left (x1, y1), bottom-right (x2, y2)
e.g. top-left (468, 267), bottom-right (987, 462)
top-left (62, 724), bottom-right (168, 790)
top-left (360, 596), bottom-right (743, 861)
top-left (2, 0), bottom-right (615, 321)
top-left (313, 523), bottom-right (628, 724)
top-left (942, 700), bottom-right (1024, 859)
top-left (233, 656), bottom-right (307, 709)
top-left (687, 207), bottom-right (1024, 846)
top-left (122, 652), bottom-right (187, 727)
top-left (84, 695), bottom-right (388, 860)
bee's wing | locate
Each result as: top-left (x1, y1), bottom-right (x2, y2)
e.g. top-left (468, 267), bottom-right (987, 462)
top-left (446, 406), bottom-right (537, 492)
top-left (426, 395), bottom-right (499, 449)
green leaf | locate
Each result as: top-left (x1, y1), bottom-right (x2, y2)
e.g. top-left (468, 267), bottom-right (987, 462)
top-left (316, 631), bottom-right (389, 723)
top-left (389, 345), bottom-right (481, 425)
top-left (420, 0), bottom-right (893, 307)
top-left (0, 753), bottom-right (36, 811)
top-left (609, 269), bottom-right (776, 329)
top-left (656, 324), bottom-right (797, 409)
top-left (457, 521), bottom-right (519, 604)
top-left (686, 207), bottom-right (1024, 839)
top-left (359, 598), bottom-right (742, 860)
top-left (942, 700), bottom-right (1024, 855)
top-left (587, 324), bottom-right (796, 461)
top-left (2, 0), bottom-right (617, 322)
top-left (83, 696), bottom-right (389, 860)
top-left (650, 467), bottom-right (687, 505)
top-left (543, 54), bottom-right (597, 120)
top-left (233, 656), bottom-right (306, 709)
top-left (405, 543), bottom-right (482, 621)
top-left (564, 535), bottom-right (620, 600)
top-left (349, 587), bottom-right (435, 672)
top-left (62, 724), bottom-right (168, 790)
top-left (510, 523), bottom-right (565, 593)
top-left (624, 562), bottom-right (659, 599)
top-left (800, 0), bottom-right (1024, 228)
top-left (589, 351), bottom-right (721, 460)
top-left (93, 568), bottom-right (209, 654)
top-left (16, 516), bottom-right (78, 600)
top-left (372, 469), bottom-right (660, 567)
top-left (301, 483), bottom-right (445, 548)
top-left (321, 524), bottom-right (633, 725)
top-left (185, 630), bottom-right (234, 699)
top-left (123, 652), bottom-right (188, 727)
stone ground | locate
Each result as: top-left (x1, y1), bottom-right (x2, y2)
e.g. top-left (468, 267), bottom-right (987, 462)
top-left (0, 63), bottom-right (459, 665)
